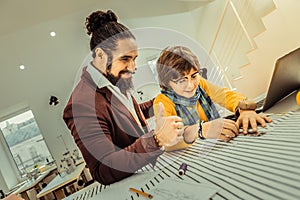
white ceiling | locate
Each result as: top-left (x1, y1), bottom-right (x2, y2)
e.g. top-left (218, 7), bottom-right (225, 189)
top-left (0, 0), bottom-right (214, 108)
top-left (0, 0), bottom-right (214, 36)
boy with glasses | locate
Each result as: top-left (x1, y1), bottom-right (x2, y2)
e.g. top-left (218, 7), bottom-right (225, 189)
top-left (154, 46), bottom-right (271, 151)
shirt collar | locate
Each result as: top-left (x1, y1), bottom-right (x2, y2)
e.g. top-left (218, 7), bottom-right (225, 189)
top-left (86, 62), bottom-right (111, 89)
top-left (86, 62), bottom-right (133, 96)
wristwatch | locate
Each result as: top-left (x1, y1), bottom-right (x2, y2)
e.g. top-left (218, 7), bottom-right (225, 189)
top-left (198, 120), bottom-right (205, 140)
top-left (238, 99), bottom-right (257, 110)
top-left (235, 99), bottom-right (257, 118)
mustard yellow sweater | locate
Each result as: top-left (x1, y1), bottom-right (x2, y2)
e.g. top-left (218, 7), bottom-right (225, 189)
top-left (154, 77), bottom-right (246, 151)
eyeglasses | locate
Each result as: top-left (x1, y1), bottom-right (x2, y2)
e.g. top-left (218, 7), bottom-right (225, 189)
top-left (171, 71), bottom-right (201, 88)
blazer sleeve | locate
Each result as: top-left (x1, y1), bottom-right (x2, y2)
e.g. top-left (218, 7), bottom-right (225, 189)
top-left (138, 98), bottom-right (154, 119)
top-left (63, 97), bottom-right (162, 185)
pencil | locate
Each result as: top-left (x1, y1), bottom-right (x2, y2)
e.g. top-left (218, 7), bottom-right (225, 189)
top-left (129, 187), bottom-right (153, 199)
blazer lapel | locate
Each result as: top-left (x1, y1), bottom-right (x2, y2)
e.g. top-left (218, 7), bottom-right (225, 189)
top-left (99, 87), bottom-right (144, 131)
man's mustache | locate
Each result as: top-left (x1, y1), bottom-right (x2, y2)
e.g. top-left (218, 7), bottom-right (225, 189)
top-left (119, 69), bottom-right (135, 76)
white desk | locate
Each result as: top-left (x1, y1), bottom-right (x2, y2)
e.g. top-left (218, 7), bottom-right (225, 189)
top-left (12, 165), bottom-right (56, 200)
top-left (64, 109), bottom-right (300, 200)
top-left (37, 163), bottom-right (85, 199)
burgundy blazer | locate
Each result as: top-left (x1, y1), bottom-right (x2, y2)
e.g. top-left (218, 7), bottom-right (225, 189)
top-left (63, 68), bottom-right (162, 185)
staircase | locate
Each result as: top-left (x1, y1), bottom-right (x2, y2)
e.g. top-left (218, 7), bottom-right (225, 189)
top-left (197, 0), bottom-right (277, 95)
top-left (235, 0), bottom-right (300, 98)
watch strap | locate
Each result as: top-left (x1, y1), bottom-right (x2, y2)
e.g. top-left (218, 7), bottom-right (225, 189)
top-left (198, 120), bottom-right (205, 140)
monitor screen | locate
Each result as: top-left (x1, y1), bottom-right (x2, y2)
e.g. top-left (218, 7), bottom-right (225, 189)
top-left (262, 47), bottom-right (300, 112)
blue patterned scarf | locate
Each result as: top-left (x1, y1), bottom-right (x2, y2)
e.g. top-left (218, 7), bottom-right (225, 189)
top-left (162, 86), bottom-right (220, 125)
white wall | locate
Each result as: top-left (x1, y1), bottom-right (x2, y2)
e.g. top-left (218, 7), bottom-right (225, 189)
top-left (236, 0), bottom-right (300, 98)
top-left (0, 9), bottom-right (91, 192)
top-left (0, 135), bottom-right (18, 191)
top-left (195, 0), bottom-right (300, 98)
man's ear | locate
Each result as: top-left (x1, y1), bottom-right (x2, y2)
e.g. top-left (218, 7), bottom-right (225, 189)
top-left (93, 47), bottom-right (108, 73)
top-left (95, 48), bottom-right (105, 59)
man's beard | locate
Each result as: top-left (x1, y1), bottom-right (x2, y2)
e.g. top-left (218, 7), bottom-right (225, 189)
top-left (105, 69), bottom-right (134, 94)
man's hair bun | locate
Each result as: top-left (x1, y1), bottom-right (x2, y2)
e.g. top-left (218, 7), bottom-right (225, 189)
top-left (85, 10), bottom-right (118, 36)
top-left (106, 10), bottom-right (118, 22)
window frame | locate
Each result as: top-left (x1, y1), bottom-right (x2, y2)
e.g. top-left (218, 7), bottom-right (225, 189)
top-left (0, 107), bottom-right (54, 181)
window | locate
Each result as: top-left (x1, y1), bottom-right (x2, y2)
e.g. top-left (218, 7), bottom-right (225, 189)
top-left (0, 110), bottom-right (54, 177)
top-left (147, 58), bottom-right (158, 82)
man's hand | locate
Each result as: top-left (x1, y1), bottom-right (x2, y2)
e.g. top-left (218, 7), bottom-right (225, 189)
top-left (154, 102), bottom-right (184, 147)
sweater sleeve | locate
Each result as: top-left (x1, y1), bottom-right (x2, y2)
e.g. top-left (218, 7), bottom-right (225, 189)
top-left (153, 94), bottom-right (177, 117)
top-left (199, 78), bottom-right (246, 112)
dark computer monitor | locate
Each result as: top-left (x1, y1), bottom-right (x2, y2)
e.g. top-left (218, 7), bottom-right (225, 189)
top-left (262, 47), bottom-right (300, 112)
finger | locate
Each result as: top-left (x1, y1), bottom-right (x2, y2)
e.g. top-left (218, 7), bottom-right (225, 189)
top-left (176, 127), bottom-right (184, 137)
top-left (256, 116), bottom-right (267, 128)
top-left (242, 118), bottom-right (249, 134)
top-left (222, 128), bottom-right (236, 138)
top-left (218, 134), bottom-right (231, 142)
top-left (168, 116), bottom-right (183, 123)
top-left (171, 135), bottom-right (183, 146)
top-left (249, 118), bottom-right (257, 132)
top-left (168, 135), bottom-right (184, 146)
top-left (177, 135), bottom-right (184, 141)
top-left (235, 118), bottom-right (242, 131)
top-left (235, 121), bottom-right (240, 133)
top-left (236, 116), bottom-right (242, 126)
top-left (232, 120), bottom-right (239, 132)
top-left (224, 119), bottom-right (239, 135)
top-left (156, 102), bottom-right (165, 118)
top-left (261, 115), bottom-right (272, 123)
top-left (176, 121), bottom-right (184, 129)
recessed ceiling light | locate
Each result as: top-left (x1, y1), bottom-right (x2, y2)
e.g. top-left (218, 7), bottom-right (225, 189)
top-left (19, 65), bottom-right (25, 70)
top-left (50, 31), bottom-right (56, 37)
